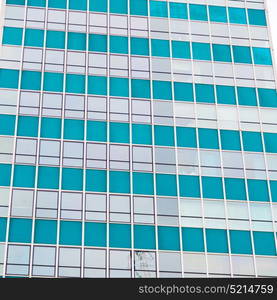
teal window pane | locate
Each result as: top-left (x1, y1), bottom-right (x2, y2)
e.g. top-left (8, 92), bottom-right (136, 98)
top-left (242, 131), bottom-right (263, 152)
top-left (0, 114), bottom-right (15, 135)
top-left (110, 77), bottom-right (129, 97)
top-left (109, 122), bottom-right (129, 143)
top-left (89, 0), bottom-right (107, 12)
top-left (247, 179), bottom-right (270, 202)
top-left (150, 0), bottom-right (168, 18)
top-left (206, 229), bottom-right (228, 253)
top-left (17, 116), bottom-right (39, 137)
top-left (216, 85), bottom-right (236, 105)
top-left (89, 34), bottom-right (107, 52)
top-left (2, 27), bottom-right (23, 45)
top-left (88, 76), bottom-right (107, 95)
top-left (0, 164), bottom-right (12, 186)
top-left (253, 232), bottom-right (276, 256)
top-left (134, 225), bottom-right (156, 249)
top-left (172, 41), bottom-right (191, 59)
top-left (0, 218), bottom-right (7, 242)
top-left (264, 133), bottom-right (277, 153)
top-left (230, 230), bottom-right (252, 255)
top-left (202, 176), bottom-right (224, 199)
top-left (41, 117), bottom-right (61, 139)
top-left (34, 219), bottom-right (57, 244)
top-left (225, 178), bottom-right (247, 201)
top-left (232, 46), bottom-right (252, 64)
top-left (153, 80), bottom-right (172, 100)
top-left (13, 165), bottom-right (35, 188)
top-left (24, 28), bottom-right (44, 47)
top-left (258, 88), bottom-right (277, 108)
top-left (66, 74), bottom-right (85, 94)
top-left (212, 44), bottom-right (232, 62)
top-left (176, 127), bottom-right (197, 148)
top-left (130, 37), bottom-right (149, 55)
top-left (130, 0), bottom-right (148, 16)
top-left (174, 82), bottom-right (193, 101)
top-left (6, 0), bottom-right (25, 4)
top-left (85, 222), bottom-right (107, 247)
top-left (248, 9), bottom-right (267, 26)
top-left (69, 0), bottom-right (87, 10)
top-left (156, 174), bottom-right (177, 197)
top-left (228, 7), bottom-right (247, 24)
top-left (109, 0), bottom-right (128, 14)
top-left (253, 47), bottom-right (272, 65)
top-left (48, 0), bottom-right (66, 9)
top-left (109, 171), bottom-right (130, 194)
top-left (158, 226), bottom-right (180, 251)
top-left (189, 4), bottom-right (208, 21)
top-left (220, 130), bottom-right (241, 151)
top-left (182, 227), bottom-right (204, 252)
top-left (209, 6), bottom-right (227, 22)
top-left (169, 2), bottom-right (188, 19)
top-left (131, 79), bottom-right (150, 98)
top-left (60, 221), bottom-right (82, 245)
top-left (110, 35), bottom-right (128, 54)
top-left (154, 125), bottom-right (174, 146)
top-left (43, 72), bottom-right (64, 92)
top-left (86, 169), bottom-right (107, 192)
top-left (0, 69), bottom-right (19, 89)
top-left (46, 30), bottom-right (65, 49)
top-left (62, 168), bottom-right (83, 191)
top-left (179, 175), bottom-right (201, 198)
top-left (192, 42), bottom-right (211, 61)
top-left (38, 166), bottom-right (60, 189)
top-left (270, 181), bottom-right (277, 202)
top-left (21, 70), bottom-right (41, 90)
top-left (109, 223), bottom-right (131, 248)
top-left (132, 124), bottom-right (152, 145)
top-left (87, 120), bottom-right (107, 142)
top-left (237, 86), bottom-right (257, 106)
top-left (151, 39), bottom-right (170, 57)
top-left (9, 218), bottom-right (32, 243)
top-left (198, 128), bottom-right (219, 149)
top-left (195, 84), bottom-right (215, 103)
top-left (64, 119), bottom-right (84, 140)
top-left (27, 0), bottom-right (45, 6)
top-left (67, 32), bottom-right (86, 50)
top-left (133, 172), bottom-right (154, 195)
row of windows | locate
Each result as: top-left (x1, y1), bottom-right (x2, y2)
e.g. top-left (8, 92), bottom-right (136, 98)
top-left (3, 27), bottom-right (273, 66)
top-left (6, 0), bottom-right (267, 27)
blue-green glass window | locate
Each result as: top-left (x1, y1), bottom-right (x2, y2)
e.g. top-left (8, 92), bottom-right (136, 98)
top-left (34, 219), bottom-right (57, 244)
top-left (0, 164), bottom-right (12, 186)
top-left (209, 6), bottom-right (227, 22)
top-left (225, 178), bottom-right (247, 201)
top-left (89, 0), bottom-right (107, 12)
top-left (69, 0), bottom-right (87, 10)
top-left (182, 227), bottom-right (204, 252)
top-left (151, 39), bottom-right (170, 57)
top-left (85, 222), bottom-right (107, 247)
top-left (87, 120), bottom-right (107, 142)
top-left (41, 117), bottom-right (61, 139)
top-left (109, 122), bottom-right (129, 143)
top-left (109, 223), bottom-right (131, 248)
top-left (110, 35), bottom-right (128, 54)
top-left (270, 181), bottom-right (277, 202)
top-left (62, 168), bottom-right (83, 191)
top-left (86, 169), bottom-right (107, 192)
top-left (134, 225), bottom-right (156, 249)
top-left (27, 0), bottom-right (45, 7)
top-left (64, 119), bottom-right (84, 140)
top-left (150, 0), bottom-right (168, 18)
top-left (237, 86), bottom-right (257, 106)
top-left (0, 69), bottom-right (19, 89)
top-left (158, 226), bottom-right (180, 251)
top-left (109, 171), bottom-right (130, 194)
top-left (131, 37), bottom-right (149, 55)
top-left (248, 9), bottom-right (267, 26)
top-left (46, 30), bottom-right (65, 49)
top-left (48, 0), bottom-right (67, 9)
top-left (131, 79), bottom-right (151, 98)
top-left (0, 218), bottom-right (7, 242)
top-left (230, 230), bottom-right (252, 255)
top-left (60, 221), bottom-right (82, 245)
top-left (202, 176), bottom-right (224, 199)
top-left (232, 46), bottom-right (252, 64)
top-left (21, 70), bottom-right (41, 90)
top-left (195, 84), bottom-right (215, 103)
top-left (247, 179), bottom-right (270, 202)
top-left (253, 47), bottom-right (272, 65)
top-left (176, 127), bottom-right (197, 148)
top-left (2, 27), bottom-right (23, 45)
top-left (132, 124), bottom-right (152, 145)
top-left (44, 72), bottom-right (64, 92)
top-left (109, 0), bottom-right (128, 14)
top-left (264, 133), bottom-right (277, 153)
top-left (156, 174), bottom-right (177, 197)
top-left (253, 232), bottom-right (276, 256)
top-left (133, 172), bottom-right (154, 195)
top-left (179, 175), bottom-right (201, 198)
top-left (189, 4), bottom-right (208, 21)
top-left (212, 44), bottom-right (232, 62)
top-left (228, 7), bottom-right (247, 24)
top-left (192, 42), bottom-right (211, 61)
top-left (216, 85), bottom-right (236, 105)
top-left (89, 34), bottom-right (107, 52)
top-left (110, 77), bottom-right (129, 97)
top-left (220, 130), bottom-right (241, 151)
top-left (88, 76), bottom-right (107, 95)
top-left (17, 116), bottom-right (39, 137)
top-left (24, 28), bottom-right (44, 47)
top-left (6, 0), bottom-right (25, 4)
top-left (242, 131), bottom-right (263, 152)
top-left (206, 229), bottom-right (228, 253)
top-left (174, 82), bottom-right (193, 102)
top-left (9, 218), bottom-right (32, 243)
top-left (0, 114), bottom-right (15, 135)
top-left (130, 0), bottom-right (148, 16)
top-left (38, 166), bottom-right (60, 189)
top-left (66, 74), bottom-right (85, 94)
top-left (67, 32), bottom-right (86, 50)
top-left (169, 2), bottom-right (188, 19)
top-left (171, 41), bottom-right (191, 59)
top-left (258, 88), bottom-right (277, 108)
top-left (198, 128), bottom-right (219, 149)
top-left (153, 80), bottom-right (172, 100)
top-left (154, 125), bottom-right (174, 146)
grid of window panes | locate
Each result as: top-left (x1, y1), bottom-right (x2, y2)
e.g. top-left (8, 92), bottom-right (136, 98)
top-left (0, 0), bottom-right (277, 278)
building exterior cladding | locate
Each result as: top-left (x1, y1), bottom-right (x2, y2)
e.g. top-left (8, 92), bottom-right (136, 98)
top-left (0, 0), bottom-right (276, 278)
